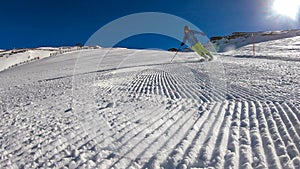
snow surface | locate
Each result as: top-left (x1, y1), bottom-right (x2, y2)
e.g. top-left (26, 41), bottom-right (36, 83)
top-left (0, 36), bottom-right (300, 169)
top-left (0, 47), bottom-right (99, 72)
top-left (0, 50), bottom-right (53, 72)
top-left (211, 29), bottom-right (300, 52)
top-left (222, 36), bottom-right (300, 61)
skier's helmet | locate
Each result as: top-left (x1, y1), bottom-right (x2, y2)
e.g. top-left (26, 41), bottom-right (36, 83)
top-left (184, 25), bottom-right (190, 33)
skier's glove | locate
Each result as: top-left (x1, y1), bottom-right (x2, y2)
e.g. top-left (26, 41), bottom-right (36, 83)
top-left (180, 42), bottom-right (185, 46)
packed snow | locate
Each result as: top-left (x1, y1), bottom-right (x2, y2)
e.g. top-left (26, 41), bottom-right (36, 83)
top-left (0, 34), bottom-right (299, 169)
top-left (0, 46), bottom-right (99, 72)
top-left (222, 36), bottom-right (300, 61)
top-left (211, 29), bottom-right (300, 52)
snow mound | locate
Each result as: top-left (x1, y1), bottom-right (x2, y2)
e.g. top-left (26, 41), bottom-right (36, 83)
top-left (211, 29), bottom-right (300, 52)
top-left (222, 36), bottom-right (300, 61)
top-left (0, 46), bottom-right (99, 72)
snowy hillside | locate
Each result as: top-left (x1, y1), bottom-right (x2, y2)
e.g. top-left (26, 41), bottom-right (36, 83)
top-left (0, 46), bottom-right (99, 72)
top-left (0, 36), bottom-right (299, 169)
top-left (222, 36), bottom-right (300, 61)
top-left (211, 29), bottom-right (300, 52)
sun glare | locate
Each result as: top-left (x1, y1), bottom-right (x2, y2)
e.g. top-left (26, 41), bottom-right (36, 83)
top-left (273, 0), bottom-right (300, 19)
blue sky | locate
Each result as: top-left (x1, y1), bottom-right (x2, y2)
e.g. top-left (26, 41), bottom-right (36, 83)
top-left (0, 0), bottom-right (299, 50)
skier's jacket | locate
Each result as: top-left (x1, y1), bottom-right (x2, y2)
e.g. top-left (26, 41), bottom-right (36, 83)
top-left (182, 26), bottom-right (206, 46)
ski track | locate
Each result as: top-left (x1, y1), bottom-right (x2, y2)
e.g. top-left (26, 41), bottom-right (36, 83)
top-left (0, 52), bottom-right (299, 169)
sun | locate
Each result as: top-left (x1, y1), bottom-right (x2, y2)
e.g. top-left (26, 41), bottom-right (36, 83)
top-left (273, 0), bottom-right (300, 19)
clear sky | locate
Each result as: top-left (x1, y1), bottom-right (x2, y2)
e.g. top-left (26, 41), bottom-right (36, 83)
top-left (0, 0), bottom-right (299, 50)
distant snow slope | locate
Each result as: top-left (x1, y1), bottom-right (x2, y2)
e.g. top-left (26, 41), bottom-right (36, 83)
top-left (0, 46), bottom-right (98, 72)
top-left (211, 29), bottom-right (300, 52)
top-left (222, 36), bottom-right (300, 61)
top-left (0, 37), bottom-right (299, 168)
top-left (0, 49), bottom-right (54, 71)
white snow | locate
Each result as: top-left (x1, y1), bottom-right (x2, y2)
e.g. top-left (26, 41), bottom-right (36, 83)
top-left (211, 29), bottom-right (300, 52)
top-left (0, 32), bottom-right (299, 169)
top-left (0, 49), bottom-right (53, 72)
top-left (222, 36), bottom-right (300, 61)
top-left (0, 46), bottom-right (99, 72)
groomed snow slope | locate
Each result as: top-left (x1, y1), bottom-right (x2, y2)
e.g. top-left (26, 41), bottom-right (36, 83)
top-left (211, 29), bottom-right (300, 52)
top-left (222, 36), bottom-right (300, 61)
top-left (0, 39), bottom-right (299, 169)
top-left (0, 47), bottom-right (96, 72)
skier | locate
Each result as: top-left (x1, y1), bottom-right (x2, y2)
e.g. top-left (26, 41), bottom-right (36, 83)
top-left (181, 26), bottom-right (213, 61)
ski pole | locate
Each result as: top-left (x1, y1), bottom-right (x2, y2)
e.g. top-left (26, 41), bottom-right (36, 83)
top-left (170, 45), bottom-right (182, 63)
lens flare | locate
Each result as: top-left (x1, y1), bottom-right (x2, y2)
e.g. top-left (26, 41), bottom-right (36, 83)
top-left (273, 0), bottom-right (300, 19)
